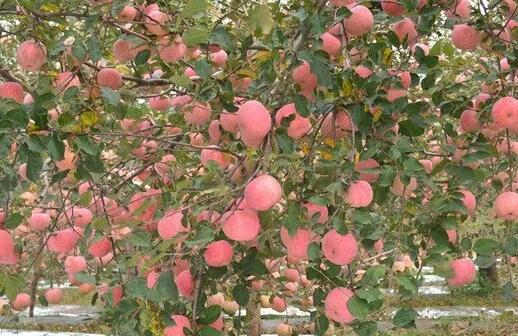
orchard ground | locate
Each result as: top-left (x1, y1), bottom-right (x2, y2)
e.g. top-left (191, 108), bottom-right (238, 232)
top-left (1, 265), bottom-right (518, 335)
top-left (1, 0), bottom-right (518, 335)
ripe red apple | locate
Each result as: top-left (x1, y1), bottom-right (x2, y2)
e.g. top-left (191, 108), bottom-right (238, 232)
top-left (322, 230), bottom-right (357, 265)
top-left (452, 24), bottom-right (481, 50)
top-left (16, 39), bottom-right (47, 71)
top-left (447, 258), bottom-right (476, 287)
top-left (324, 287), bottom-right (354, 323)
top-left (45, 288), bottom-right (64, 304)
top-left (97, 68), bottom-right (123, 90)
top-left (244, 174), bottom-right (282, 211)
top-left (345, 180), bottom-right (373, 208)
top-left (204, 240), bottom-right (233, 267)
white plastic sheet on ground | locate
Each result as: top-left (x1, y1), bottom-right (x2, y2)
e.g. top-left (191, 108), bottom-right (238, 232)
top-left (0, 331), bottom-right (103, 336)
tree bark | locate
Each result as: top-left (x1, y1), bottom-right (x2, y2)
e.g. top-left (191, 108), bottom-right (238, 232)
top-left (481, 263), bottom-right (499, 283)
top-left (29, 261), bottom-right (41, 318)
top-left (246, 298), bottom-right (262, 336)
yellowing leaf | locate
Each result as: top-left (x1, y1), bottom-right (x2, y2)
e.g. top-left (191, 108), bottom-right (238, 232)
top-left (372, 106), bottom-right (382, 122)
top-left (181, 0), bottom-right (209, 17)
top-left (236, 69), bottom-right (257, 79)
top-left (115, 64), bottom-right (130, 74)
top-left (341, 80), bottom-right (353, 97)
top-left (80, 111), bottom-right (100, 128)
top-left (40, 3), bottom-right (59, 12)
top-left (247, 5), bottom-right (275, 35)
top-left (302, 143), bottom-right (311, 155)
top-left (324, 137), bottom-right (336, 148)
top-left (322, 151), bottom-right (333, 160)
top-left (383, 48), bottom-right (393, 66)
top-left (69, 125), bottom-right (83, 134)
top-left (252, 50), bottom-right (272, 62)
top-left (26, 124), bottom-right (41, 134)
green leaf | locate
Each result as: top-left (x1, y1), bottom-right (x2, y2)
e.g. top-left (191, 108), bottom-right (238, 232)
top-left (428, 256), bottom-right (454, 278)
top-left (314, 314), bottom-right (329, 336)
top-left (170, 75), bottom-right (194, 88)
top-left (403, 102), bottom-right (428, 115)
top-left (198, 305), bottom-right (221, 325)
top-left (247, 5), bottom-right (275, 35)
top-left (4, 274), bottom-right (23, 300)
top-left (387, 30), bottom-right (401, 47)
top-left (47, 136), bottom-right (65, 161)
top-left (71, 39), bottom-right (87, 61)
top-left (194, 59), bottom-right (213, 79)
top-left (74, 272), bottom-right (96, 284)
top-left (128, 231), bottom-right (151, 247)
top-left (153, 271), bottom-right (178, 301)
top-left (276, 133), bottom-right (294, 154)
top-left (356, 288), bottom-right (383, 303)
top-left (504, 237), bottom-right (518, 255)
top-left (26, 135), bottom-right (47, 152)
top-left (282, 204), bottom-right (301, 235)
top-left (300, 52), bottom-right (332, 87)
top-left (82, 154), bottom-right (105, 173)
top-left (183, 26), bottom-right (210, 47)
top-left (241, 251), bottom-right (269, 276)
top-left (6, 108), bottom-right (28, 126)
top-left (38, 295), bottom-right (48, 307)
top-left (399, 119), bottom-right (424, 137)
top-left (307, 242), bottom-right (321, 260)
top-left (473, 239), bottom-right (499, 255)
top-left (184, 224), bottom-right (214, 247)
top-left (431, 159), bottom-right (450, 175)
top-left (309, 13), bottom-right (326, 34)
top-left (126, 278), bottom-right (149, 298)
top-left (347, 296), bottom-right (369, 319)
top-left (182, 0), bottom-right (208, 17)
top-left (294, 94), bottom-right (310, 117)
top-left (396, 274), bottom-right (418, 295)
top-left (101, 87), bottom-right (121, 106)
top-left (393, 307), bottom-right (418, 328)
top-left (87, 35), bottom-right (102, 62)
top-left (134, 50), bottom-right (151, 66)
top-left (362, 265), bottom-right (387, 285)
top-left (110, 0), bottom-right (126, 16)
top-left (232, 284), bottom-right (249, 306)
top-left (421, 73), bottom-right (436, 90)
top-left (91, 292), bottom-right (98, 306)
top-left (26, 152), bottom-right (43, 182)
top-left (353, 321), bottom-right (378, 336)
top-left (210, 26), bottom-right (236, 52)
top-left (5, 212), bottom-right (23, 230)
top-left (199, 326), bottom-right (222, 336)
top-left (74, 136), bottom-right (97, 155)
top-left (502, 281), bottom-right (514, 303)
top-left (475, 255), bottom-right (495, 268)
top-left (307, 195), bottom-right (328, 206)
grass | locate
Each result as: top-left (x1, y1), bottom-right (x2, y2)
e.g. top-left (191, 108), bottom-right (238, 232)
top-left (0, 321), bottom-right (111, 334)
top-left (387, 292), bottom-right (511, 308)
top-left (1, 312), bottom-right (518, 335)
top-left (379, 313), bottom-right (518, 336)
top-left (1, 280), bottom-right (516, 335)
top-left (58, 287), bottom-right (99, 306)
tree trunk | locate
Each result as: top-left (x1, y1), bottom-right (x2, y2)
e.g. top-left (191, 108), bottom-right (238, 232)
top-left (29, 262), bottom-right (41, 318)
top-left (246, 298), bottom-right (262, 336)
top-left (482, 263), bottom-right (499, 283)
